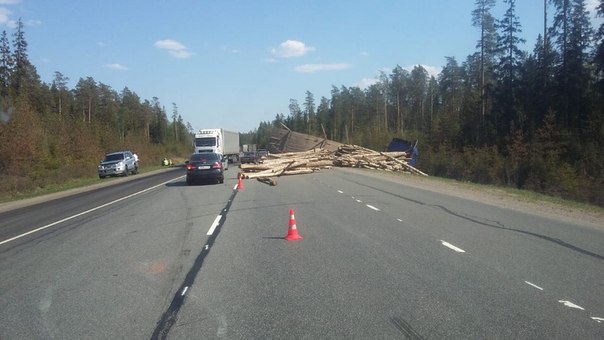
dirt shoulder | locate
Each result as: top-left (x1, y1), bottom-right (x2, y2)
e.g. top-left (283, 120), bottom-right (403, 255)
top-left (338, 167), bottom-right (604, 231)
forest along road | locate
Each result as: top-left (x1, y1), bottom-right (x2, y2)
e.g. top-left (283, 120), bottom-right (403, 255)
top-left (0, 167), bottom-right (602, 339)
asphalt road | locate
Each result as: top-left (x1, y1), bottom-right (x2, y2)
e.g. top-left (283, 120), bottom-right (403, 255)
top-left (0, 167), bottom-right (602, 339)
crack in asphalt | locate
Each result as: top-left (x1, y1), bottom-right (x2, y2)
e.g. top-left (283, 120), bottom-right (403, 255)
top-left (342, 177), bottom-right (604, 261)
top-left (390, 317), bottom-right (425, 339)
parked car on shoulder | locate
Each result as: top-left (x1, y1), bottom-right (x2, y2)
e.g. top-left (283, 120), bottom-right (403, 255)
top-left (240, 151), bottom-right (258, 164)
top-left (98, 150), bottom-right (138, 178)
top-left (185, 152), bottom-right (225, 185)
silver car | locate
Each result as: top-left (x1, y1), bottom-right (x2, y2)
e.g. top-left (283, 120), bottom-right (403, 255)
top-left (98, 150), bottom-right (139, 178)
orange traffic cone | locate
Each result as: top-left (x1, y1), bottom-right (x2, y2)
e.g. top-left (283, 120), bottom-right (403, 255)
top-left (284, 208), bottom-right (303, 241)
top-left (237, 176), bottom-right (243, 190)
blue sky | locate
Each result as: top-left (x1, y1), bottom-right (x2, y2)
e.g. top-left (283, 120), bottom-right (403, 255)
top-left (2, 0), bottom-right (601, 133)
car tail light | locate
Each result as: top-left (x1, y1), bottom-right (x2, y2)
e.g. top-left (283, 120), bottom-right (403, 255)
top-left (211, 161), bottom-right (222, 169)
top-left (186, 164), bottom-right (195, 171)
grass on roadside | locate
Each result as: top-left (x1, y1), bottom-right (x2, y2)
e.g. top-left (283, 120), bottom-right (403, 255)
top-left (0, 165), bottom-right (171, 204)
top-left (365, 168), bottom-right (604, 215)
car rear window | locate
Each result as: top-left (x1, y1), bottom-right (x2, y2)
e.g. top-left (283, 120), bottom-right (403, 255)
top-left (104, 153), bottom-right (124, 161)
top-left (190, 153), bottom-right (219, 162)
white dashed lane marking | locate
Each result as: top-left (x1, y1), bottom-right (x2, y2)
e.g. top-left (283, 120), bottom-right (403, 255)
top-left (558, 300), bottom-right (585, 310)
top-left (366, 204), bottom-right (380, 211)
top-left (440, 240), bottom-right (466, 253)
top-left (525, 281), bottom-right (544, 290)
top-left (206, 215), bottom-right (222, 235)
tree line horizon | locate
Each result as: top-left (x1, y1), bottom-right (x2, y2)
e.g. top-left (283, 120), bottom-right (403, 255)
top-left (1, 0), bottom-right (603, 207)
top-left (246, 0), bottom-right (603, 206)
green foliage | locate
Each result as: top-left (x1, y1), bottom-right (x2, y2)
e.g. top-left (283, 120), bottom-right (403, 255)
top-left (0, 23), bottom-right (193, 200)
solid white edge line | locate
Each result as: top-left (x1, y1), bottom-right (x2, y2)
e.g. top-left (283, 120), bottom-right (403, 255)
top-left (525, 281), bottom-right (544, 291)
top-left (366, 204), bottom-right (380, 211)
top-left (440, 240), bottom-right (466, 253)
top-left (0, 177), bottom-right (183, 246)
top-left (207, 215), bottom-right (222, 235)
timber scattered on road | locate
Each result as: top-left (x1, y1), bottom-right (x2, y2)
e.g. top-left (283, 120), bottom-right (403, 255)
top-left (238, 144), bottom-right (428, 182)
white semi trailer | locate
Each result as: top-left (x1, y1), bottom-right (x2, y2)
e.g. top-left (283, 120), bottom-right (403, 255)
top-left (193, 129), bottom-right (240, 167)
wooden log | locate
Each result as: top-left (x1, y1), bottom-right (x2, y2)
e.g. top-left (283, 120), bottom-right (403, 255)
top-left (257, 177), bottom-right (277, 186)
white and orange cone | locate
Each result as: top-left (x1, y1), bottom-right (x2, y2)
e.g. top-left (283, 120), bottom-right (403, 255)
top-left (284, 208), bottom-right (303, 241)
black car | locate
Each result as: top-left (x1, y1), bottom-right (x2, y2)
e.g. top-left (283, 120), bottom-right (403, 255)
top-left (240, 151), bottom-right (258, 164)
top-left (185, 152), bottom-right (224, 185)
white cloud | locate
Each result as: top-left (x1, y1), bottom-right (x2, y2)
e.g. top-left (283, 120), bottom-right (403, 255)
top-left (154, 39), bottom-right (194, 59)
top-left (294, 63), bottom-right (351, 73)
top-left (0, 7), bottom-right (16, 27)
top-left (25, 19), bottom-right (41, 27)
top-left (0, 0), bottom-right (20, 5)
top-left (105, 63), bottom-right (128, 70)
top-left (272, 40), bottom-right (315, 58)
top-left (354, 77), bottom-right (379, 89)
top-left (587, 0), bottom-right (603, 23)
top-left (402, 64), bottom-right (442, 77)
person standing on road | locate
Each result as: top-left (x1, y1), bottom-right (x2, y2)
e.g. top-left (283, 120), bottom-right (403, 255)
top-left (133, 152), bottom-right (140, 173)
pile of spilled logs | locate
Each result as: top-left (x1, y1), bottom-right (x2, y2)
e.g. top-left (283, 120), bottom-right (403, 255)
top-left (238, 144), bottom-right (427, 184)
top-left (334, 145), bottom-right (428, 176)
top-left (238, 149), bottom-right (334, 181)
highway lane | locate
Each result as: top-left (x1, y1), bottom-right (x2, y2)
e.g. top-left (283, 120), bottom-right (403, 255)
top-left (0, 167), bottom-right (602, 339)
top-left (0, 167), bottom-right (235, 339)
top-left (172, 169), bottom-right (604, 339)
top-left (0, 168), bottom-right (185, 244)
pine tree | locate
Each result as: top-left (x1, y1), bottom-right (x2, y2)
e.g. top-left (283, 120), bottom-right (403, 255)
top-left (595, 0), bottom-right (604, 84)
top-left (11, 18), bottom-right (30, 96)
top-left (51, 72), bottom-right (69, 118)
top-left (549, 0), bottom-right (593, 131)
top-left (495, 0), bottom-right (526, 142)
top-left (0, 30), bottom-right (12, 98)
top-left (472, 0), bottom-right (499, 143)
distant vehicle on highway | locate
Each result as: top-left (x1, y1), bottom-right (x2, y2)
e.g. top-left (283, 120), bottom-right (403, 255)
top-left (185, 152), bottom-right (225, 185)
top-left (240, 151), bottom-right (258, 164)
top-left (256, 149), bottom-right (268, 159)
top-left (98, 150), bottom-right (138, 178)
